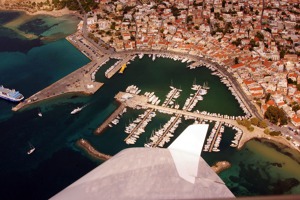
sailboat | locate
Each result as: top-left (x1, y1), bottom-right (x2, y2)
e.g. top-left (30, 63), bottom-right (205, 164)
top-left (203, 81), bottom-right (210, 89)
top-left (27, 142), bottom-right (35, 155)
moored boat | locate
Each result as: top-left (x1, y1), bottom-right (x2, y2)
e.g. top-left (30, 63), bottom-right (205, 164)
top-left (0, 85), bottom-right (24, 102)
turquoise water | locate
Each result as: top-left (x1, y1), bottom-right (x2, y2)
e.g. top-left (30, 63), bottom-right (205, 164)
top-left (0, 11), bottom-right (300, 199)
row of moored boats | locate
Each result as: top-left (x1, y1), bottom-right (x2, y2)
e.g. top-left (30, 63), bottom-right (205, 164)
top-left (124, 109), bottom-right (156, 145)
top-left (145, 116), bottom-right (182, 148)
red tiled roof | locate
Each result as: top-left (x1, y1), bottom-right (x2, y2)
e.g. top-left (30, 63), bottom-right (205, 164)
top-left (231, 63), bottom-right (245, 69)
top-left (266, 100), bottom-right (275, 106)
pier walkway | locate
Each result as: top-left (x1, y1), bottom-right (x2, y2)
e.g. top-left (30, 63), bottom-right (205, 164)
top-left (116, 92), bottom-right (238, 125)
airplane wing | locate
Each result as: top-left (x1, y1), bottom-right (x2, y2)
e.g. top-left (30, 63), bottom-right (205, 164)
top-left (51, 124), bottom-right (234, 200)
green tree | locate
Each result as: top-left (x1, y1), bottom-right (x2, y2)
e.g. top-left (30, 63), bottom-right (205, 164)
top-left (250, 117), bottom-right (259, 126)
top-left (110, 22), bottom-right (116, 30)
top-left (270, 131), bottom-right (281, 136)
top-left (265, 93), bottom-right (271, 103)
top-left (264, 128), bottom-right (270, 134)
top-left (259, 120), bottom-right (268, 128)
top-left (264, 106), bottom-right (288, 125)
top-left (247, 126), bottom-right (254, 132)
top-left (287, 78), bottom-right (296, 85)
top-left (171, 6), bottom-right (180, 17)
top-left (234, 57), bottom-right (239, 64)
top-left (292, 104), bottom-right (300, 112)
top-left (255, 31), bottom-right (264, 41)
top-left (280, 50), bottom-right (286, 59)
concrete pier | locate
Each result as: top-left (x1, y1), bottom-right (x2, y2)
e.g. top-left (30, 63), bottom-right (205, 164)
top-left (12, 33), bottom-right (111, 112)
top-left (12, 58), bottom-right (107, 111)
top-left (105, 55), bottom-right (134, 79)
top-left (113, 91), bottom-right (252, 134)
top-left (94, 104), bottom-right (126, 135)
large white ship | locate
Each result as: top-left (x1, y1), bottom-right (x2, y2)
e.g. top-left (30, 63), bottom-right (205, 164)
top-left (0, 85), bottom-right (24, 102)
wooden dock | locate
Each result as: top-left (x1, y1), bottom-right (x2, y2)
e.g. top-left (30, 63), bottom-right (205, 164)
top-left (94, 104), bottom-right (126, 135)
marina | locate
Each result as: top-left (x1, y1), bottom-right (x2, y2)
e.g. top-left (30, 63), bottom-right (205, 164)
top-left (95, 80), bottom-right (251, 150)
top-left (145, 115), bottom-right (182, 148)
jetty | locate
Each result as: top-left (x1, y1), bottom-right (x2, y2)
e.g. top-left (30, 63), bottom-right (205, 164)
top-left (105, 55), bottom-right (134, 79)
top-left (94, 104), bottom-right (126, 135)
top-left (211, 161), bottom-right (231, 174)
top-left (12, 33), bottom-right (111, 112)
top-left (77, 139), bottom-right (112, 161)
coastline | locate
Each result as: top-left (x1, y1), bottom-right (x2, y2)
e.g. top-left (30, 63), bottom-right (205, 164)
top-left (238, 125), bottom-right (300, 154)
top-left (3, 4), bottom-right (299, 167)
top-left (0, 7), bottom-right (79, 18)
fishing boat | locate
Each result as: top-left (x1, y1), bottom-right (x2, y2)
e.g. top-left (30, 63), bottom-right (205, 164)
top-left (27, 142), bottom-right (35, 155)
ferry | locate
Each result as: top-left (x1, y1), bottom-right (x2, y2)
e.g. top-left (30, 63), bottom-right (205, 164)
top-left (0, 85), bottom-right (24, 102)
